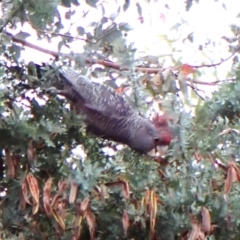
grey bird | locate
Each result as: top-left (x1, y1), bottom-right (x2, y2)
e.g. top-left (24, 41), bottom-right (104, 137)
top-left (46, 69), bottom-right (171, 153)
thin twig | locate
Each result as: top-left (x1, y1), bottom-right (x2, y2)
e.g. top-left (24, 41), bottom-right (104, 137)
top-left (68, 9), bottom-right (90, 32)
top-left (188, 50), bottom-right (239, 69)
top-left (187, 78), bottom-right (235, 86)
top-left (36, 29), bottom-right (94, 43)
top-left (187, 83), bottom-right (206, 101)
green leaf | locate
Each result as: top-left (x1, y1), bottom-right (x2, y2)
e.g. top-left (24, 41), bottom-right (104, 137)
top-left (136, 3), bottom-right (142, 16)
top-left (123, 0), bottom-right (130, 12)
top-left (8, 44), bottom-right (21, 61)
top-left (187, 32), bottom-right (194, 43)
top-left (170, 23), bottom-right (181, 31)
top-left (118, 22), bottom-right (134, 31)
top-left (109, 7), bottom-right (120, 21)
top-left (85, 0), bottom-right (98, 8)
top-left (76, 26), bottom-right (85, 36)
top-left (61, 0), bottom-right (72, 7)
top-left (14, 31), bottom-right (31, 40)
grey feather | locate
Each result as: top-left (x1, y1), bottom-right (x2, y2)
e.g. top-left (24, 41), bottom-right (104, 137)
top-left (48, 68), bottom-right (171, 153)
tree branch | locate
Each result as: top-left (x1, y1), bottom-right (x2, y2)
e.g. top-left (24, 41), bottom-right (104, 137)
top-left (187, 78), bottom-right (235, 86)
top-left (188, 50), bottom-right (238, 69)
top-left (4, 31), bottom-right (237, 86)
top-left (36, 29), bottom-right (94, 43)
top-left (4, 31), bottom-right (60, 58)
top-left (4, 31), bottom-right (164, 72)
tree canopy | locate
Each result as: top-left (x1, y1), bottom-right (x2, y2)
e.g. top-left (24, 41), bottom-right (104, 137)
top-left (0, 0), bottom-right (240, 239)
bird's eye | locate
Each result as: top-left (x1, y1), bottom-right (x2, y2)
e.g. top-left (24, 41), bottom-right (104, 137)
top-left (154, 138), bottom-right (159, 143)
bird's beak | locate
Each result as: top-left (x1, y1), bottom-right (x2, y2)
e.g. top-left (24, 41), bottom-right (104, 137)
top-left (147, 145), bottom-right (168, 157)
top-left (156, 145), bottom-right (168, 154)
top-left (147, 148), bottom-right (156, 157)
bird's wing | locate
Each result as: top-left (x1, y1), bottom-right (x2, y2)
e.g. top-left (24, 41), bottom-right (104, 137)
top-left (60, 69), bottom-right (133, 118)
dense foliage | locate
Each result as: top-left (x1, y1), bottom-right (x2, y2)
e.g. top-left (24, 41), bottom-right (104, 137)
top-left (0, 0), bottom-right (240, 240)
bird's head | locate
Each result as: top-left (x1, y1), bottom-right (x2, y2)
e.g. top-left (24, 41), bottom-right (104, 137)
top-left (127, 114), bottom-right (171, 154)
top-left (152, 114), bottom-right (172, 146)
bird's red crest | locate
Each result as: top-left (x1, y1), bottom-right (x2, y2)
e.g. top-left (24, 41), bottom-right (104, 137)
top-left (152, 114), bottom-right (172, 145)
top-left (152, 114), bottom-right (169, 127)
